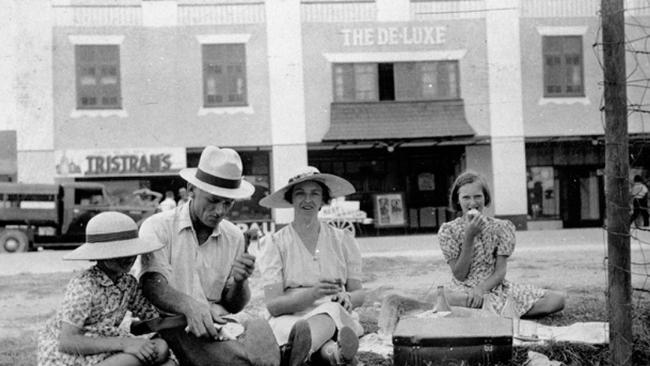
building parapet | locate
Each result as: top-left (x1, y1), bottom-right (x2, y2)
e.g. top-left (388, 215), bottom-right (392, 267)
top-left (302, 0), bottom-right (376, 23)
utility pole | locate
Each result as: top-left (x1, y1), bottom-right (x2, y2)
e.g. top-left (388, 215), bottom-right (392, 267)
top-left (601, 0), bottom-right (633, 364)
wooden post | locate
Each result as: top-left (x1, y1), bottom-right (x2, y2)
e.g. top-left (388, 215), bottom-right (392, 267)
top-left (601, 0), bottom-right (633, 364)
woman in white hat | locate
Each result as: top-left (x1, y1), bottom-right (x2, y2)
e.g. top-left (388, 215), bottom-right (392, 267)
top-left (37, 211), bottom-right (175, 366)
top-left (258, 167), bottom-right (366, 366)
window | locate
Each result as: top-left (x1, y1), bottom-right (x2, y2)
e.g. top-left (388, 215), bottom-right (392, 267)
top-left (202, 44), bottom-right (247, 107)
top-left (542, 36), bottom-right (584, 97)
top-left (333, 61), bottom-right (459, 102)
top-left (75, 45), bottom-right (121, 109)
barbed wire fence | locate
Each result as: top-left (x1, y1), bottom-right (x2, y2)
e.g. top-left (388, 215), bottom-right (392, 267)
top-left (594, 0), bottom-right (650, 364)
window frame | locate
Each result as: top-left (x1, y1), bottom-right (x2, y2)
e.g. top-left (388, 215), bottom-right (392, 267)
top-left (74, 44), bottom-right (122, 110)
top-left (201, 43), bottom-right (248, 108)
top-left (332, 60), bottom-right (460, 102)
top-left (542, 35), bottom-right (585, 98)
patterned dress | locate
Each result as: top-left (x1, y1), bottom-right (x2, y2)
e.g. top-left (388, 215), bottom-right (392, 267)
top-left (438, 216), bottom-right (545, 316)
top-left (37, 265), bottom-right (159, 366)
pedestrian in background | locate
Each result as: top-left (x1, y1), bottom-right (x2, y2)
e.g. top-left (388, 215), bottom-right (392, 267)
top-left (177, 187), bottom-right (190, 205)
top-left (158, 190), bottom-right (177, 212)
top-left (630, 174), bottom-right (649, 228)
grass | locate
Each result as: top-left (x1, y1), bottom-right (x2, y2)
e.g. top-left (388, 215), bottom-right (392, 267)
top-left (355, 291), bottom-right (650, 366)
top-left (1, 256), bottom-right (649, 365)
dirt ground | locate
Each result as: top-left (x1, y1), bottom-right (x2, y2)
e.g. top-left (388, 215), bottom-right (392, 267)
top-left (0, 229), bottom-right (648, 364)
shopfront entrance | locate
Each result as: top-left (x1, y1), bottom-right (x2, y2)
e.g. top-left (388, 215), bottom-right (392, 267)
top-left (558, 166), bottom-right (605, 228)
top-left (309, 145), bottom-right (464, 235)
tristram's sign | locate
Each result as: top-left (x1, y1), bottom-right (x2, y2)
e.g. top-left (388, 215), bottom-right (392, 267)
top-left (341, 26), bottom-right (447, 47)
top-left (55, 147), bottom-right (187, 177)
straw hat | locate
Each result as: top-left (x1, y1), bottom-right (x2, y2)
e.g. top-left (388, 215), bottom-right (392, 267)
top-left (259, 166), bottom-right (355, 208)
top-left (64, 211), bottom-right (164, 260)
top-left (180, 146), bottom-right (254, 200)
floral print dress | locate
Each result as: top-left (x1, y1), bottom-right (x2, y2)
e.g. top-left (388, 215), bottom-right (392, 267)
top-left (37, 265), bottom-right (159, 366)
top-left (438, 216), bottom-right (545, 316)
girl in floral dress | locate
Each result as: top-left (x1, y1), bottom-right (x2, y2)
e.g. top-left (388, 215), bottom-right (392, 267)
top-left (438, 171), bottom-right (566, 317)
top-left (37, 212), bottom-right (175, 366)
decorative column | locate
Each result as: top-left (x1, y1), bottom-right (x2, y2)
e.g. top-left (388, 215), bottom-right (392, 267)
top-left (485, 0), bottom-right (528, 228)
top-left (266, 0), bottom-right (308, 224)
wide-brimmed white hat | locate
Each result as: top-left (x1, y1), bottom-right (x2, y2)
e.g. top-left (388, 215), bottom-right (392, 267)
top-left (180, 146), bottom-right (254, 200)
top-left (259, 166), bottom-right (355, 208)
top-left (64, 211), bottom-right (164, 261)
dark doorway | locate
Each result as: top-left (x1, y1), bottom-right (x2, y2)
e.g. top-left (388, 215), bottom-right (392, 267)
top-left (378, 63), bottom-right (395, 101)
top-left (559, 166), bottom-right (604, 227)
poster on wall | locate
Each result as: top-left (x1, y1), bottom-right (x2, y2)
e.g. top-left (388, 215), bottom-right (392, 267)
top-left (373, 192), bottom-right (406, 228)
top-left (418, 172), bottom-right (435, 191)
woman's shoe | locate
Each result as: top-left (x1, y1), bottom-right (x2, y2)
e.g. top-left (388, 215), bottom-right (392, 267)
top-left (281, 320), bottom-right (311, 366)
top-left (320, 326), bottom-right (359, 366)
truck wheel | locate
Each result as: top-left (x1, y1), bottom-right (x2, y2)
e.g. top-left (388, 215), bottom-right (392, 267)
top-left (0, 229), bottom-right (30, 253)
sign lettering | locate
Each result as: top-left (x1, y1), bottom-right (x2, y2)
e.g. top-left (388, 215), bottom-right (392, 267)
top-left (85, 154), bottom-right (173, 175)
top-left (341, 26), bottom-right (447, 47)
top-left (55, 147), bottom-right (186, 177)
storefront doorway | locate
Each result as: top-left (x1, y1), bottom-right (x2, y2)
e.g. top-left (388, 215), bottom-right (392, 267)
top-left (309, 145), bottom-right (464, 235)
top-left (558, 166), bottom-right (604, 228)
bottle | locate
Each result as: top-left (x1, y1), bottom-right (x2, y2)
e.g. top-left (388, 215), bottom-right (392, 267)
top-left (432, 285), bottom-right (452, 313)
top-left (500, 294), bottom-right (520, 337)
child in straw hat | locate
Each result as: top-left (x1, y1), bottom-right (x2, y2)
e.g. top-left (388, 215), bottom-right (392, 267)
top-left (37, 211), bottom-right (175, 366)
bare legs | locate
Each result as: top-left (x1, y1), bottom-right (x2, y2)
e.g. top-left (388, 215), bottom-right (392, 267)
top-left (523, 290), bottom-right (566, 318)
top-left (97, 338), bottom-right (171, 366)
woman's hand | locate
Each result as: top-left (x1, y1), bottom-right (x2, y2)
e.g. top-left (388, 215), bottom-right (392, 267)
top-left (123, 338), bottom-right (158, 365)
top-left (465, 213), bottom-right (485, 241)
top-left (331, 292), bottom-right (353, 311)
top-left (466, 286), bottom-right (486, 308)
top-left (312, 278), bottom-right (343, 300)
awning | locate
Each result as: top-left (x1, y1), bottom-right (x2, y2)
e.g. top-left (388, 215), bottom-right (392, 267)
top-left (323, 99), bottom-right (475, 141)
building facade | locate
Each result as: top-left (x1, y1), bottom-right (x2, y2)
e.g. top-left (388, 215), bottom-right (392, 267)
top-left (3, 0), bottom-right (650, 234)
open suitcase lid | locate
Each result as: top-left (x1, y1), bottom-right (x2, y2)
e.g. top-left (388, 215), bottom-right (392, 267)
top-left (393, 317), bottom-right (513, 346)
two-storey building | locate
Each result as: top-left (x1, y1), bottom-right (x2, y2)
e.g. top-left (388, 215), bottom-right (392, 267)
top-left (3, 0), bottom-right (650, 233)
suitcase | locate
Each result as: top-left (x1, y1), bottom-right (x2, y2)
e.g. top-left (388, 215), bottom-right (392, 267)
top-left (392, 317), bottom-right (513, 366)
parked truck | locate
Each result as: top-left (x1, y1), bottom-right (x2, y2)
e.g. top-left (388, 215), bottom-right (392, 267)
top-left (0, 182), bottom-right (155, 253)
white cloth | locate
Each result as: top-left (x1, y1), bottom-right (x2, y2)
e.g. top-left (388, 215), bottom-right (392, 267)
top-left (514, 320), bottom-right (609, 345)
top-left (631, 182), bottom-right (648, 199)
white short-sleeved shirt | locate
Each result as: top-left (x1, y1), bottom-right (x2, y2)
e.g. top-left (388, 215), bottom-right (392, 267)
top-left (138, 203), bottom-right (245, 306)
top-left (259, 222), bottom-right (362, 291)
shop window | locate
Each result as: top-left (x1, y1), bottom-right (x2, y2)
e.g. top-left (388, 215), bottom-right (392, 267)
top-left (202, 44), bottom-right (247, 107)
top-left (542, 36), bottom-right (584, 97)
top-left (333, 61), bottom-right (459, 102)
top-left (527, 167), bottom-right (559, 219)
top-left (75, 45), bottom-right (121, 109)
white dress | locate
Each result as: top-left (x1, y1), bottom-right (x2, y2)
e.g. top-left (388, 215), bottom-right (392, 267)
top-left (258, 222), bottom-right (364, 345)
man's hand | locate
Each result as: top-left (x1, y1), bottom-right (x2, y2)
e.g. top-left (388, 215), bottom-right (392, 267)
top-left (183, 299), bottom-right (220, 339)
top-left (231, 253), bottom-right (256, 282)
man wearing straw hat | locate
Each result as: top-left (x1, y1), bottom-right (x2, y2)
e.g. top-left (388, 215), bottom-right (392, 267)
top-left (137, 146), bottom-right (298, 366)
